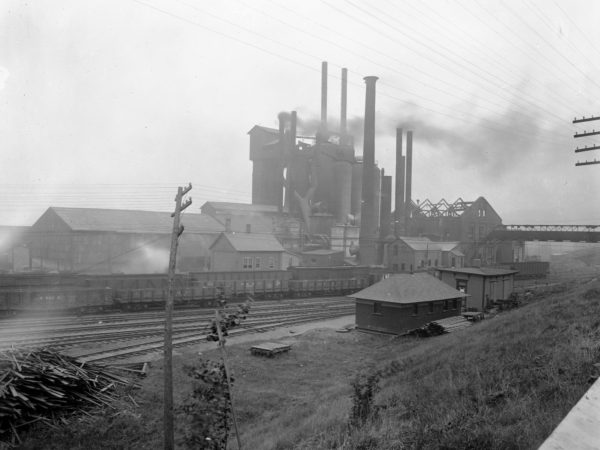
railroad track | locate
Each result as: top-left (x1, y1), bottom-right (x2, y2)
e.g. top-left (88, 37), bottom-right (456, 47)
top-left (78, 309), bottom-right (353, 364)
top-left (0, 297), bottom-right (355, 362)
top-left (0, 297), bottom-right (349, 333)
top-left (0, 304), bottom-right (353, 351)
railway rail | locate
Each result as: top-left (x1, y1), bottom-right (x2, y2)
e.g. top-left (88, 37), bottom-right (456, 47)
top-left (0, 296), bottom-right (355, 364)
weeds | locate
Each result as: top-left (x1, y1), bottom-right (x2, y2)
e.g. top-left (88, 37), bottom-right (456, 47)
top-left (180, 360), bottom-right (232, 450)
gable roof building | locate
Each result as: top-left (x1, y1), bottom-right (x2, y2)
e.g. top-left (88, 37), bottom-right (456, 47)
top-left (209, 232), bottom-right (285, 271)
top-left (28, 207), bottom-right (224, 274)
top-left (33, 207), bottom-right (223, 234)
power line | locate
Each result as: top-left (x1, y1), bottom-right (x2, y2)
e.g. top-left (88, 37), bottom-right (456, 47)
top-left (392, 0), bottom-right (583, 113)
top-left (336, 0), bottom-right (577, 126)
top-left (134, 0), bottom-right (573, 147)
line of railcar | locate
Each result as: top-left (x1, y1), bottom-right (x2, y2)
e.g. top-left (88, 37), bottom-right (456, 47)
top-left (0, 267), bottom-right (384, 315)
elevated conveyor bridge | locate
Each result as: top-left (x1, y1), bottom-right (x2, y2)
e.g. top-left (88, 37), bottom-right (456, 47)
top-left (486, 225), bottom-right (600, 243)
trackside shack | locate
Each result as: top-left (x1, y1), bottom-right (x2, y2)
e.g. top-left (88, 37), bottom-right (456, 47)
top-left (348, 272), bottom-right (468, 335)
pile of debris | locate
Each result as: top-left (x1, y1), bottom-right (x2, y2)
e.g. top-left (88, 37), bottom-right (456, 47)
top-left (0, 348), bottom-right (132, 444)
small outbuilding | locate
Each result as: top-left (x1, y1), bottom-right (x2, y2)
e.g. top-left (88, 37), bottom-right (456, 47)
top-left (349, 272), bottom-right (468, 335)
top-left (436, 267), bottom-right (519, 311)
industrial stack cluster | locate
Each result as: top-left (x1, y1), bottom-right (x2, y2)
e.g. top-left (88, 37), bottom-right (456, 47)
top-left (249, 62), bottom-right (420, 266)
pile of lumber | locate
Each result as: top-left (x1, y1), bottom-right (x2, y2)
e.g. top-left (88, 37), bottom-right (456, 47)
top-left (408, 316), bottom-right (472, 337)
top-left (431, 316), bottom-right (472, 333)
top-left (0, 348), bottom-right (131, 444)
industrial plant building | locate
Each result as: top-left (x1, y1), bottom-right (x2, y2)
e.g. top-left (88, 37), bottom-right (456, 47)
top-left (245, 61), bottom-right (508, 270)
top-left (27, 207), bottom-right (224, 273)
top-left (4, 62), bottom-right (518, 276)
top-left (209, 232), bottom-right (287, 272)
top-left (384, 237), bottom-right (464, 273)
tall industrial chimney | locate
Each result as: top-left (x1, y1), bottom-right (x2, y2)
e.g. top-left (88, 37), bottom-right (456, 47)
top-left (359, 76), bottom-right (378, 266)
top-left (394, 127), bottom-right (405, 236)
top-left (340, 68), bottom-right (347, 139)
top-left (321, 61), bottom-right (328, 132)
top-left (405, 130), bottom-right (413, 228)
top-left (379, 172), bottom-right (392, 264)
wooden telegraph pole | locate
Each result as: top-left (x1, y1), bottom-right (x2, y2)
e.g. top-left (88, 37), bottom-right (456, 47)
top-left (164, 183), bottom-right (192, 450)
top-left (573, 115), bottom-right (600, 166)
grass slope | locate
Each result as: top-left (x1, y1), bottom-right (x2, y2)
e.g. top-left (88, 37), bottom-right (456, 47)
top-left (15, 279), bottom-right (600, 450)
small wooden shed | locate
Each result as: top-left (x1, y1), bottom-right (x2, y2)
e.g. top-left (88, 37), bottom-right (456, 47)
top-left (349, 272), bottom-right (468, 335)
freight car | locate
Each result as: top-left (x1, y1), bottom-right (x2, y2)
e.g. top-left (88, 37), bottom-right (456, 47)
top-left (0, 267), bottom-right (380, 315)
top-left (496, 261), bottom-right (550, 279)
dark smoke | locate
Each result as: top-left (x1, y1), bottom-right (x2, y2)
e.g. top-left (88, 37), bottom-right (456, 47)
top-left (383, 100), bottom-right (546, 181)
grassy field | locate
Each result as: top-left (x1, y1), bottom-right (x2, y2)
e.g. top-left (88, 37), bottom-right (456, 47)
top-left (14, 278), bottom-right (600, 450)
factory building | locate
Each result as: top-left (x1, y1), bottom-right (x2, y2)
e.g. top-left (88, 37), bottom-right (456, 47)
top-left (0, 226), bottom-right (30, 272)
top-left (200, 201), bottom-right (302, 251)
top-left (28, 207), bottom-right (224, 274)
top-left (245, 61), bottom-right (506, 269)
top-left (209, 232), bottom-right (285, 272)
top-left (248, 63), bottom-right (385, 267)
top-left (385, 237), bottom-right (464, 272)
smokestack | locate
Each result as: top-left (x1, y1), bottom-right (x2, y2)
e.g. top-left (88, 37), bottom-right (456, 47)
top-left (290, 111), bottom-right (297, 147)
top-left (359, 75), bottom-right (378, 266)
top-left (379, 172), bottom-right (392, 264)
top-left (405, 130), bottom-right (413, 227)
top-left (284, 111), bottom-right (297, 213)
top-left (340, 67), bottom-right (347, 139)
top-left (321, 61), bottom-right (328, 132)
top-left (394, 128), bottom-right (405, 236)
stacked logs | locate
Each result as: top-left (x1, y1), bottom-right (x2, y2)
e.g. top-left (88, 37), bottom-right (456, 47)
top-left (0, 348), bottom-right (131, 445)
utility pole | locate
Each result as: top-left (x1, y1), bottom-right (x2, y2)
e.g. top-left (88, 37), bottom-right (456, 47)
top-left (573, 115), bottom-right (600, 166)
top-left (164, 183), bottom-right (192, 450)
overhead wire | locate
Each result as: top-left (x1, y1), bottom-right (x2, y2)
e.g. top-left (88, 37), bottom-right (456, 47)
top-left (141, 0), bottom-right (572, 146)
top-left (236, 0), bottom-right (543, 124)
top-left (551, 0), bottom-right (600, 64)
top-left (336, 0), bottom-right (583, 126)
top-left (469, 0), bottom-right (600, 99)
top-left (499, 0), bottom-right (600, 93)
top-left (384, 0), bottom-right (583, 113)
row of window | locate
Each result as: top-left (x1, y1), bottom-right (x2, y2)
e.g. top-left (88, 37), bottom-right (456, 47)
top-left (242, 256), bottom-right (275, 270)
top-left (391, 257), bottom-right (457, 272)
top-left (372, 298), bottom-right (460, 315)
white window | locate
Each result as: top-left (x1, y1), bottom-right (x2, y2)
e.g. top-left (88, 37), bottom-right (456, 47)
top-left (255, 257), bottom-right (261, 269)
top-left (268, 256), bottom-right (275, 269)
top-left (243, 256), bottom-right (252, 269)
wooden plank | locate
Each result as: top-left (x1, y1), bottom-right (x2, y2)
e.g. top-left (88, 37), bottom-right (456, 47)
top-left (539, 377), bottom-right (600, 450)
top-left (250, 342), bottom-right (291, 357)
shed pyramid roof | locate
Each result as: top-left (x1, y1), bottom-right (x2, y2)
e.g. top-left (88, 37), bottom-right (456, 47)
top-left (348, 272), bottom-right (467, 304)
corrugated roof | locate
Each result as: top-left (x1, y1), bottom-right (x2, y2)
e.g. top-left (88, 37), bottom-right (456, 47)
top-left (201, 202), bottom-right (279, 214)
top-left (217, 232), bottom-right (284, 252)
top-left (348, 272), bottom-right (468, 304)
top-left (437, 267), bottom-right (519, 276)
top-left (41, 207), bottom-right (224, 234)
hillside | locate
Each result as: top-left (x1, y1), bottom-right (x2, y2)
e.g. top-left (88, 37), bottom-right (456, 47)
top-left (14, 278), bottom-right (600, 449)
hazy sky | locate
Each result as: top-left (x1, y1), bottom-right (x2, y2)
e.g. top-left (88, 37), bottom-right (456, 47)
top-left (2, 0), bottom-right (600, 226)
